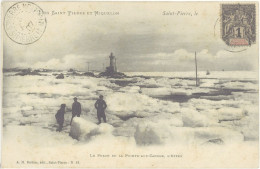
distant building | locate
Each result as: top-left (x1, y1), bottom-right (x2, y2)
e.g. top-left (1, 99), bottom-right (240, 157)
top-left (99, 52), bottom-right (126, 78)
top-left (99, 52), bottom-right (125, 78)
top-left (106, 52), bottom-right (117, 73)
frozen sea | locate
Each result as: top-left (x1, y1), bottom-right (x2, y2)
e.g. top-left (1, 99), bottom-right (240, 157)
top-left (2, 71), bottom-right (259, 167)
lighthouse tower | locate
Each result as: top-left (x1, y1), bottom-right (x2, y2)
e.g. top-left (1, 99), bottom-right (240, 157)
top-left (100, 52), bottom-right (125, 77)
top-left (109, 52), bottom-right (117, 72)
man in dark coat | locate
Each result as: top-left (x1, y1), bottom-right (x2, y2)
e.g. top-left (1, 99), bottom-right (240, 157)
top-left (55, 104), bottom-right (66, 132)
top-left (70, 97), bottom-right (81, 125)
top-left (95, 95), bottom-right (107, 124)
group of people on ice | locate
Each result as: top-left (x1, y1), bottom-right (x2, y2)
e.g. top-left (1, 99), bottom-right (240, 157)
top-left (55, 95), bottom-right (107, 132)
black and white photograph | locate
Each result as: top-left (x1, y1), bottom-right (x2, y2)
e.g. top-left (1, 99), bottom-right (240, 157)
top-left (1, 1), bottom-right (259, 168)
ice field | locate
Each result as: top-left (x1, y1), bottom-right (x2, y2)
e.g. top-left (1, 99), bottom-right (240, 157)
top-left (2, 71), bottom-right (259, 167)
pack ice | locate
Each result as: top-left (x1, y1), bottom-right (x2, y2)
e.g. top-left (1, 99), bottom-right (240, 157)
top-left (2, 71), bottom-right (259, 149)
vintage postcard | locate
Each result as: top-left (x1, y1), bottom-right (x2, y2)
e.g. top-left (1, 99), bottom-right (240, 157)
top-left (1, 1), bottom-right (259, 168)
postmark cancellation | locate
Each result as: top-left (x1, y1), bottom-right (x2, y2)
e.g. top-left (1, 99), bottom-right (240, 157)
top-left (4, 2), bottom-right (47, 45)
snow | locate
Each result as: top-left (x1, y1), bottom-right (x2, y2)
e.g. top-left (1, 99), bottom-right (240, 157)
top-left (69, 117), bottom-right (98, 140)
top-left (119, 86), bottom-right (141, 93)
top-left (134, 121), bottom-right (244, 146)
top-left (217, 107), bottom-right (246, 122)
top-left (199, 79), bottom-right (219, 87)
top-left (4, 125), bottom-right (76, 147)
top-left (217, 81), bottom-right (258, 90)
top-left (69, 117), bottom-right (114, 141)
top-left (125, 71), bottom-right (258, 80)
top-left (141, 87), bottom-right (192, 97)
top-left (1, 71), bottom-right (258, 167)
top-left (193, 127), bottom-right (244, 144)
top-left (181, 108), bottom-right (217, 127)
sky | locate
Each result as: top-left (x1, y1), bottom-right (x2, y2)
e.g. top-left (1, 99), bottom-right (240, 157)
top-left (3, 2), bottom-right (259, 72)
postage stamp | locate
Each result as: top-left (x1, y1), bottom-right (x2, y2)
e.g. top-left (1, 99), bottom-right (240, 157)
top-left (221, 4), bottom-right (256, 46)
top-left (4, 2), bottom-right (47, 45)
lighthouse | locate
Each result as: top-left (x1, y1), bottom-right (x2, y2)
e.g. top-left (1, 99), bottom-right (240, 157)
top-left (99, 52), bottom-right (125, 77)
top-left (109, 52), bottom-right (117, 72)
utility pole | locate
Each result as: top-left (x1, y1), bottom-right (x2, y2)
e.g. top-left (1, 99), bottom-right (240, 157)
top-left (86, 62), bottom-right (90, 72)
top-left (195, 52), bottom-right (198, 86)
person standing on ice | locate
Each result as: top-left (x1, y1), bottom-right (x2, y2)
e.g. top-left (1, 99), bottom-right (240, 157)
top-left (55, 104), bottom-right (66, 132)
top-left (70, 97), bottom-right (81, 125)
top-left (95, 95), bottom-right (107, 124)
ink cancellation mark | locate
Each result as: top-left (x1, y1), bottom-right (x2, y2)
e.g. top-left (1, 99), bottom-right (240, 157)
top-left (221, 3), bottom-right (256, 46)
top-left (4, 2), bottom-right (47, 45)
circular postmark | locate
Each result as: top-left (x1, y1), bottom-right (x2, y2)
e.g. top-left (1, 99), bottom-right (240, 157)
top-left (4, 2), bottom-right (47, 45)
